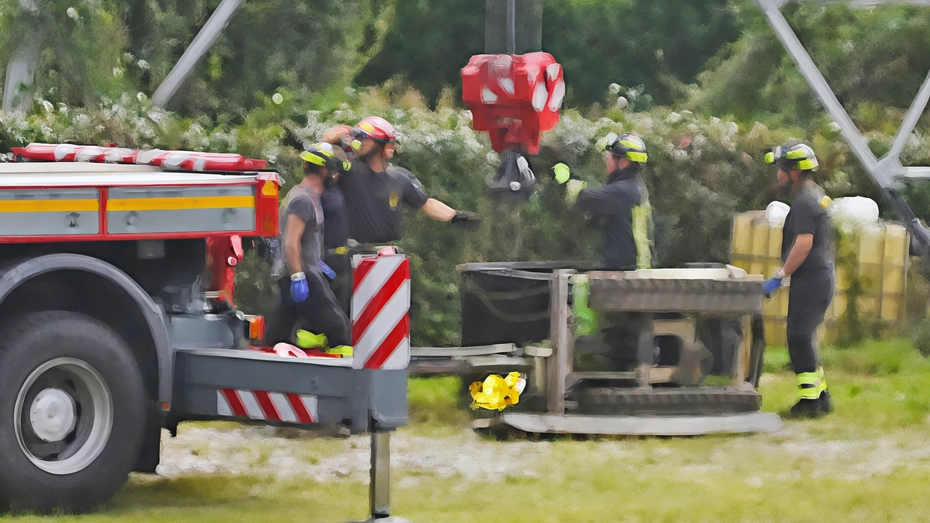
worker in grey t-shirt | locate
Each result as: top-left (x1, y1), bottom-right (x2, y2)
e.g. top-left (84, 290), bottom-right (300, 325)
top-left (263, 143), bottom-right (352, 356)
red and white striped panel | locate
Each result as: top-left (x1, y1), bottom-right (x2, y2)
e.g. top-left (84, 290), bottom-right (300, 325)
top-left (14, 143), bottom-right (138, 163)
top-left (13, 143), bottom-right (268, 171)
top-left (351, 254), bottom-right (411, 370)
top-left (216, 388), bottom-right (318, 424)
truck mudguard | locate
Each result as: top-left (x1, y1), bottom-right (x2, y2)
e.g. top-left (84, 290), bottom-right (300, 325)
top-left (0, 253), bottom-right (173, 405)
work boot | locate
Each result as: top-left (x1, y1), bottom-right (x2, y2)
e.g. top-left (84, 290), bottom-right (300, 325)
top-left (787, 398), bottom-right (824, 418)
top-left (818, 389), bottom-right (834, 414)
top-left (325, 345), bottom-right (353, 358)
top-left (296, 330), bottom-right (328, 349)
top-left (817, 367), bottom-right (833, 414)
top-left (786, 370), bottom-right (827, 419)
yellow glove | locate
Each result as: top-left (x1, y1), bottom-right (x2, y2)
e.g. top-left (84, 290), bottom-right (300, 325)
top-left (553, 163), bottom-right (571, 184)
top-left (566, 179), bottom-right (587, 204)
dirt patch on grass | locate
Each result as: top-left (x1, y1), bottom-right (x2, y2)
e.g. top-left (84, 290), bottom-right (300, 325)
top-left (155, 425), bottom-right (547, 485)
top-left (154, 421), bottom-right (930, 487)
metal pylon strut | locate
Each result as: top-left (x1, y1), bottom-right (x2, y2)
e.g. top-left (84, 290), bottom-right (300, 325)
top-left (755, 0), bottom-right (930, 262)
top-left (152, 0), bottom-right (244, 108)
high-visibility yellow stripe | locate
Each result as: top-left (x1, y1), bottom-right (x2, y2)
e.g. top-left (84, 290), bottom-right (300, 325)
top-left (108, 196), bottom-right (255, 212)
top-left (0, 199), bottom-right (99, 213)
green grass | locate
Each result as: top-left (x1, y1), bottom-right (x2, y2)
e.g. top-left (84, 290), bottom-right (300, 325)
top-left (9, 339), bottom-right (930, 523)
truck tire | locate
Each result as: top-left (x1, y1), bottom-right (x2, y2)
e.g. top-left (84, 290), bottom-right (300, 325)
top-left (0, 311), bottom-right (147, 514)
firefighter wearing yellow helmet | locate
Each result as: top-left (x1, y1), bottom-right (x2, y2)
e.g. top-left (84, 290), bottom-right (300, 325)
top-left (263, 143), bottom-right (353, 358)
top-left (763, 141), bottom-right (835, 418)
top-left (553, 131), bottom-right (655, 271)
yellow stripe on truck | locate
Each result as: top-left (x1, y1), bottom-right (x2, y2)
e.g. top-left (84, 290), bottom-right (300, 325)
top-left (108, 196), bottom-right (255, 212)
top-left (0, 199), bottom-right (100, 213)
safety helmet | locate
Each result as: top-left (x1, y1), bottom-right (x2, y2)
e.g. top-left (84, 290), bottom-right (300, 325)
top-left (605, 132), bottom-right (648, 164)
top-left (353, 116), bottom-right (396, 143)
top-left (765, 142), bottom-right (819, 172)
top-left (300, 142), bottom-right (349, 173)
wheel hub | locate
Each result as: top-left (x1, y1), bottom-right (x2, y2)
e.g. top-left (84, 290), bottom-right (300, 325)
top-left (29, 388), bottom-right (77, 442)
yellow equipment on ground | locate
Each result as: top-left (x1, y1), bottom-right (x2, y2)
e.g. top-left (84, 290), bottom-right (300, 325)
top-left (469, 372), bottom-right (527, 411)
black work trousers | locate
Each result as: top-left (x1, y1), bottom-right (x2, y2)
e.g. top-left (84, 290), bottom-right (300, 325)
top-left (323, 252), bottom-right (353, 317)
top-left (786, 270), bottom-right (834, 374)
top-left (264, 269), bottom-right (352, 348)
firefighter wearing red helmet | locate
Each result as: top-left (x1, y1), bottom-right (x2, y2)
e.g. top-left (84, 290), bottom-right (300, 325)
top-left (321, 116), bottom-right (478, 245)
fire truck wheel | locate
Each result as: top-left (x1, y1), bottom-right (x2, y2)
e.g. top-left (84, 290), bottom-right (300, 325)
top-left (0, 311), bottom-right (147, 515)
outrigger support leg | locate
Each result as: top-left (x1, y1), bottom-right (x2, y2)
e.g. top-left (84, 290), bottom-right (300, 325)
top-left (369, 430), bottom-right (392, 520)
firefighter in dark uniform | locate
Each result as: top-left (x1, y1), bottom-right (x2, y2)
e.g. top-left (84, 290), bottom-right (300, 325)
top-left (555, 131), bottom-right (654, 270)
top-left (321, 116), bottom-right (478, 245)
top-left (320, 162), bottom-right (352, 317)
top-left (554, 132), bottom-right (656, 380)
top-left (762, 142), bottom-right (835, 418)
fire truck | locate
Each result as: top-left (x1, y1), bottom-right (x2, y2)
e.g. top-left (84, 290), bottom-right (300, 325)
top-left (0, 143), bottom-right (409, 521)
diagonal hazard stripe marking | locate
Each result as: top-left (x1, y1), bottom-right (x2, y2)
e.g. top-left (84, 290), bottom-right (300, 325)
top-left (354, 281), bottom-right (409, 361)
top-left (254, 390), bottom-right (281, 421)
top-left (269, 392), bottom-right (297, 423)
top-left (221, 389), bottom-right (248, 417)
top-left (352, 265), bottom-right (407, 342)
top-left (352, 256), bottom-right (403, 321)
top-left (363, 318), bottom-right (409, 369)
top-left (287, 393), bottom-right (315, 423)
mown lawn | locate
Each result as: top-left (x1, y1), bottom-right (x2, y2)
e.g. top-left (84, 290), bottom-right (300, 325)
top-left (9, 339), bottom-right (930, 523)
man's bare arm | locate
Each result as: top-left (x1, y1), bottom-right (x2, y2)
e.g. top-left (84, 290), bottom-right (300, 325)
top-left (321, 125), bottom-right (352, 146)
top-left (420, 198), bottom-right (457, 221)
top-left (782, 233), bottom-right (813, 276)
top-left (285, 214), bottom-right (307, 275)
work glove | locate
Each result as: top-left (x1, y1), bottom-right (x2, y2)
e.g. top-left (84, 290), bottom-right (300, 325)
top-left (451, 210), bottom-right (479, 224)
top-left (566, 179), bottom-right (588, 204)
top-left (290, 272), bottom-right (309, 303)
top-left (761, 268), bottom-right (785, 298)
top-left (553, 163), bottom-right (571, 184)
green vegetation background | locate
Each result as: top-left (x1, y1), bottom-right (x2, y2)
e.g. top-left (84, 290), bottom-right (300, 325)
top-left (3, 0), bottom-right (930, 347)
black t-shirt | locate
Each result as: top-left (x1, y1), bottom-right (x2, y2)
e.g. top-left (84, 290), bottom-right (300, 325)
top-left (781, 188), bottom-right (834, 278)
top-left (321, 182), bottom-right (349, 249)
top-left (576, 167), bottom-right (648, 270)
top-left (338, 162), bottom-right (430, 243)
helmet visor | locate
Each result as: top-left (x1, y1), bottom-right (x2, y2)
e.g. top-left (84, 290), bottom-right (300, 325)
top-left (604, 132), bottom-right (620, 152)
top-left (765, 146), bottom-right (787, 166)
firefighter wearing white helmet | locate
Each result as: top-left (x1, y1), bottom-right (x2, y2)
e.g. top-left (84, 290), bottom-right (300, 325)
top-left (763, 141), bottom-right (835, 418)
top-left (553, 132), bottom-right (655, 271)
top-left (320, 116), bottom-right (479, 245)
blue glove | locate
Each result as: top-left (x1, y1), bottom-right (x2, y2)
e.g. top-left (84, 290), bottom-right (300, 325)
top-left (761, 277), bottom-right (781, 296)
top-left (290, 272), bottom-right (309, 303)
top-left (319, 261), bottom-right (337, 280)
top-left (761, 269), bottom-right (785, 298)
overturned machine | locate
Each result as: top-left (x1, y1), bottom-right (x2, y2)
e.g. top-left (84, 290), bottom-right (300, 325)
top-left (411, 263), bottom-right (780, 437)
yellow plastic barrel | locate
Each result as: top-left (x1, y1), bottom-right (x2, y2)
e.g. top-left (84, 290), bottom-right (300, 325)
top-left (729, 211), bottom-right (909, 346)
